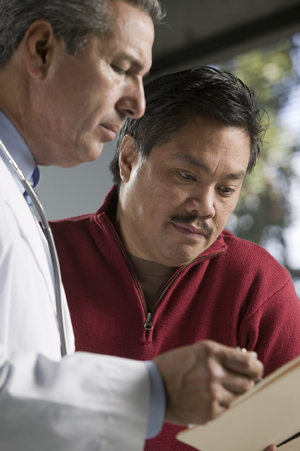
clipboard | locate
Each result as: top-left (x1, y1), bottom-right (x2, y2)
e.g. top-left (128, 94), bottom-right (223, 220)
top-left (176, 354), bottom-right (300, 451)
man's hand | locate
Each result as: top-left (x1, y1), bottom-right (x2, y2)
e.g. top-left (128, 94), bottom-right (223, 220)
top-left (153, 340), bottom-right (263, 425)
top-left (264, 447), bottom-right (277, 451)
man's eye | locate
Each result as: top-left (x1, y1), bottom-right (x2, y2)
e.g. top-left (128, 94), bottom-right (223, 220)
top-left (218, 186), bottom-right (235, 195)
top-left (178, 171), bottom-right (196, 181)
top-left (112, 65), bottom-right (126, 75)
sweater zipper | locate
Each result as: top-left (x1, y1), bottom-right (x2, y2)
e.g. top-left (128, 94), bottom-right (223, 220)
top-left (144, 313), bottom-right (153, 330)
top-left (104, 217), bottom-right (224, 331)
top-left (149, 251), bottom-right (224, 320)
top-left (104, 218), bottom-right (149, 322)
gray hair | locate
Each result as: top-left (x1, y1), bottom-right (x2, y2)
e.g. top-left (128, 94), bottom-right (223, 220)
top-left (0, 0), bottom-right (163, 68)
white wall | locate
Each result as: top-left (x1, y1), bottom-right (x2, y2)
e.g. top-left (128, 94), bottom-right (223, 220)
top-left (36, 141), bottom-right (116, 220)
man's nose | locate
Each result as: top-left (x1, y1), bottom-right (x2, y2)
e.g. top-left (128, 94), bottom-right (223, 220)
top-left (185, 188), bottom-right (215, 219)
top-left (116, 78), bottom-right (146, 119)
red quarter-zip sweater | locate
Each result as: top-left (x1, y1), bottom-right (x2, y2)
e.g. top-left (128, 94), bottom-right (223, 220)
top-left (51, 187), bottom-right (300, 451)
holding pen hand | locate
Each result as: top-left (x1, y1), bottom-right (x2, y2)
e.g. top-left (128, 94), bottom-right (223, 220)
top-left (153, 340), bottom-right (263, 426)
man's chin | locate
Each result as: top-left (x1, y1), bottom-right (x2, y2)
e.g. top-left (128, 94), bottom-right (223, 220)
top-left (156, 249), bottom-right (207, 267)
top-left (78, 142), bottom-right (105, 164)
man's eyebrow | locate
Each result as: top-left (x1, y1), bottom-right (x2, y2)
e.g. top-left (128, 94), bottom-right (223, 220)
top-left (173, 152), bottom-right (247, 180)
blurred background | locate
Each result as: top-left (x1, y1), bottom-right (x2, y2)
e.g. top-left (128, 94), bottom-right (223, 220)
top-left (37, 0), bottom-right (300, 294)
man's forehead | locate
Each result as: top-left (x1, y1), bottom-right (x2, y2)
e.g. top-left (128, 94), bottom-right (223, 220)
top-left (110, 0), bottom-right (154, 29)
top-left (100, 0), bottom-right (154, 69)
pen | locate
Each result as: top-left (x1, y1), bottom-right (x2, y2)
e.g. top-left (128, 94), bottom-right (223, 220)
top-left (236, 346), bottom-right (262, 384)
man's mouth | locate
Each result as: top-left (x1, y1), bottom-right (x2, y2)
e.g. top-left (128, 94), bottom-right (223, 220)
top-left (100, 124), bottom-right (122, 141)
top-left (171, 222), bottom-right (208, 239)
top-left (170, 216), bottom-right (213, 239)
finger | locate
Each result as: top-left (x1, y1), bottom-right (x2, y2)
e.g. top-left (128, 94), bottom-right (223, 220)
top-left (185, 400), bottom-right (228, 426)
top-left (203, 376), bottom-right (251, 408)
top-left (194, 341), bottom-right (263, 380)
top-left (264, 446), bottom-right (277, 451)
top-left (179, 386), bottom-right (234, 425)
top-left (215, 384), bottom-right (237, 408)
top-left (221, 347), bottom-right (263, 380)
top-left (222, 373), bottom-right (255, 395)
top-left (192, 354), bottom-right (256, 396)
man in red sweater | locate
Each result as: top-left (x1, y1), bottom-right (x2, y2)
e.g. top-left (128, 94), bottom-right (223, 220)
top-left (51, 67), bottom-right (300, 451)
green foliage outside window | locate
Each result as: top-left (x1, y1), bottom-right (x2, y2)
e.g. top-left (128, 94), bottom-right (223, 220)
top-left (218, 34), bottom-right (300, 283)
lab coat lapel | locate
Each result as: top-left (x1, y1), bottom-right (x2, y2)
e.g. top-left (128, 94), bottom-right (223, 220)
top-left (1, 158), bottom-right (56, 312)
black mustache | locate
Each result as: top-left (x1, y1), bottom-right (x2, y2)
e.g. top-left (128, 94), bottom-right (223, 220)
top-left (169, 215), bottom-right (213, 238)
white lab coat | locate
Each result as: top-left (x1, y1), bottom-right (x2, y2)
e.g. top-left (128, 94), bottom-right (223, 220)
top-left (0, 156), bottom-right (149, 450)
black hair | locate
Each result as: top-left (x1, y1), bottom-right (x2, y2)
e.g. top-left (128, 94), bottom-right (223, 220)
top-left (110, 66), bottom-right (267, 187)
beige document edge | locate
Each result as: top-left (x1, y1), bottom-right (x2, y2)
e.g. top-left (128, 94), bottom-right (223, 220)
top-left (176, 354), bottom-right (300, 451)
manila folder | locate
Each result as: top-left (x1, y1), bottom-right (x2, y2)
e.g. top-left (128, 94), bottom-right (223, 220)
top-left (176, 353), bottom-right (300, 451)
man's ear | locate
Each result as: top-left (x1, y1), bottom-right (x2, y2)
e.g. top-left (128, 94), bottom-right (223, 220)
top-left (119, 134), bottom-right (139, 183)
top-left (23, 20), bottom-right (62, 79)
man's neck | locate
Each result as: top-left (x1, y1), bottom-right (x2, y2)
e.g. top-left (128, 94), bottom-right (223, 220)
top-left (108, 200), bottom-right (177, 311)
top-left (128, 254), bottom-right (177, 312)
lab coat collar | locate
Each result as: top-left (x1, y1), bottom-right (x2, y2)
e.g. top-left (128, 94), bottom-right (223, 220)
top-left (0, 109), bottom-right (39, 194)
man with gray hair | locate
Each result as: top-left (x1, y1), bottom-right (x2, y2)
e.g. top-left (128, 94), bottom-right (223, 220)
top-left (0, 1), bottom-right (263, 450)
